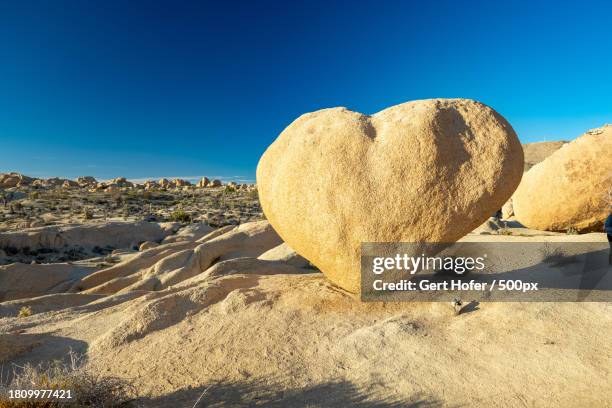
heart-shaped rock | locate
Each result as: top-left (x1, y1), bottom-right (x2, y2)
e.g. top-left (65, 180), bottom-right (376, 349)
top-left (257, 99), bottom-right (523, 293)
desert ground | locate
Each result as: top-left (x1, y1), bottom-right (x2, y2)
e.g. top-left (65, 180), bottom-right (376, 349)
top-left (1, 126), bottom-right (611, 407)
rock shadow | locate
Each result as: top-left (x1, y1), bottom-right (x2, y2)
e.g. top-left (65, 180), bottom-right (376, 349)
top-left (0, 332), bottom-right (88, 382)
top-left (142, 378), bottom-right (442, 408)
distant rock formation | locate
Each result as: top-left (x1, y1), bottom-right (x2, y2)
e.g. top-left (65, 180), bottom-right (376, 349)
top-left (196, 177), bottom-right (210, 188)
top-left (0, 173), bottom-right (34, 188)
top-left (77, 176), bottom-right (97, 187)
top-left (522, 140), bottom-right (567, 171)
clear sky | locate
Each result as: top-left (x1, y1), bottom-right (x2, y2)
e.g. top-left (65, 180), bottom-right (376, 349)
top-left (0, 0), bottom-right (610, 181)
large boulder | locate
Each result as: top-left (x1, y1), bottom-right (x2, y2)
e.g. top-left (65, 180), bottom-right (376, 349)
top-left (158, 178), bottom-right (171, 189)
top-left (173, 178), bottom-right (192, 187)
top-left (144, 180), bottom-right (158, 190)
top-left (257, 99), bottom-right (523, 293)
top-left (513, 125), bottom-right (612, 232)
top-left (109, 177), bottom-right (134, 188)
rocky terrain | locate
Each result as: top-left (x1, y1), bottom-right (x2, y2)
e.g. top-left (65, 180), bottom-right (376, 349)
top-left (0, 177), bottom-right (262, 266)
top-left (1, 219), bottom-right (610, 407)
top-left (0, 100), bottom-right (610, 407)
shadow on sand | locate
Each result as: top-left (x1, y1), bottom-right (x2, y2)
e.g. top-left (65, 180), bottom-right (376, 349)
top-left (141, 378), bottom-right (442, 408)
top-left (0, 332), bottom-right (88, 382)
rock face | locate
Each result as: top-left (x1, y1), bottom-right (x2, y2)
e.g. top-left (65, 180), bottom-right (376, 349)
top-left (0, 221), bottom-right (177, 252)
top-left (144, 180), bottom-right (158, 190)
top-left (158, 178), bottom-right (171, 189)
top-left (62, 179), bottom-right (79, 188)
top-left (522, 141), bottom-right (567, 171)
top-left (211, 179), bottom-right (222, 187)
top-left (0, 263), bottom-right (98, 301)
top-left (257, 98), bottom-right (523, 293)
top-left (162, 222), bottom-right (215, 244)
top-left (77, 176), bottom-right (97, 187)
top-left (173, 178), bottom-right (191, 187)
top-left (0, 173), bottom-right (34, 188)
top-left (199, 177), bottom-right (210, 187)
top-left (513, 125), bottom-right (612, 232)
top-left (139, 241), bottom-right (160, 251)
top-left (502, 199), bottom-right (514, 219)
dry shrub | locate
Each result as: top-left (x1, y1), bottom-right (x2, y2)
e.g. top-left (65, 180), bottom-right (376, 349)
top-left (17, 307), bottom-right (33, 318)
top-left (0, 352), bottom-right (137, 407)
top-left (169, 210), bottom-right (191, 223)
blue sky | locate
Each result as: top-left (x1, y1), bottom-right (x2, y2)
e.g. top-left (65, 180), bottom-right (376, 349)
top-left (0, 0), bottom-right (610, 181)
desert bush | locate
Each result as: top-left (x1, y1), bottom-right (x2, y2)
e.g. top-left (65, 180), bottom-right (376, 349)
top-left (17, 306), bottom-right (33, 318)
top-left (169, 210), bottom-right (191, 223)
top-left (83, 208), bottom-right (94, 220)
top-left (0, 351), bottom-right (137, 407)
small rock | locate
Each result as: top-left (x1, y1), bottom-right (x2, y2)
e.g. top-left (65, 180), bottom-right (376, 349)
top-left (139, 241), bottom-right (160, 251)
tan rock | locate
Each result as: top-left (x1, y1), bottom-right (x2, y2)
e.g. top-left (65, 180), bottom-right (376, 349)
top-left (77, 176), bottom-right (97, 186)
top-left (257, 98), bottom-right (523, 293)
top-left (144, 180), bottom-right (158, 190)
top-left (210, 179), bottom-right (222, 187)
top-left (258, 242), bottom-right (310, 268)
top-left (513, 125), bottom-right (612, 232)
top-left (75, 220), bottom-right (281, 294)
top-left (0, 173), bottom-right (34, 188)
top-left (139, 241), bottom-right (160, 251)
top-left (196, 177), bottom-right (210, 188)
top-left (502, 199), bottom-right (514, 219)
top-left (0, 263), bottom-right (98, 301)
top-left (62, 179), bottom-right (79, 188)
top-left (173, 178), bottom-right (192, 187)
top-left (45, 177), bottom-right (65, 187)
top-left (162, 223), bottom-right (214, 244)
top-left (109, 177), bottom-right (134, 188)
top-left (158, 178), bottom-right (171, 188)
top-left (0, 221), bottom-right (176, 252)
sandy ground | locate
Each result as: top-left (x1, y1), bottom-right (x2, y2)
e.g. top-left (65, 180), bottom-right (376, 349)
top-left (1, 221), bottom-right (610, 407)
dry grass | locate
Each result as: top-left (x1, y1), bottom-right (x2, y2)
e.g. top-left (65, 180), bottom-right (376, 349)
top-left (0, 352), bottom-right (137, 407)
